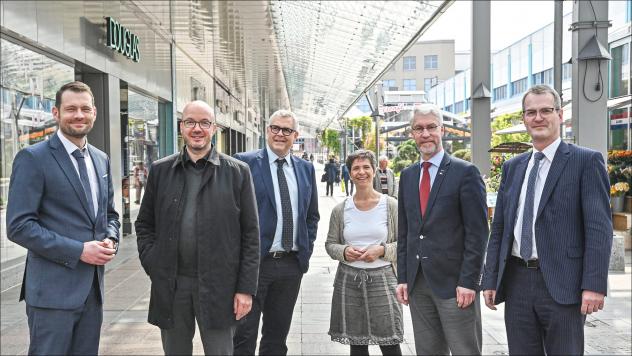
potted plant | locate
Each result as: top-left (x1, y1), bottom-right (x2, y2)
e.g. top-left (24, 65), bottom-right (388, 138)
top-left (611, 182), bottom-right (629, 213)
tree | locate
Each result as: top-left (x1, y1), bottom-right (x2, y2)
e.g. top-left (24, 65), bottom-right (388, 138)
top-left (347, 115), bottom-right (373, 149)
top-left (392, 139), bottom-right (419, 174)
top-left (491, 111), bottom-right (531, 147)
top-left (322, 128), bottom-right (341, 157)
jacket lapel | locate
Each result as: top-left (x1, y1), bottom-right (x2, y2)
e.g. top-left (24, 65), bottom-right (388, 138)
top-left (506, 153), bottom-right (530, 231)
top-left (408, 163), bottom-right (422, 222)
top-left (420, 153), bottom-right (451, 229)
top-left (290, 155), bottom-right (304, 216)
top-left (48, 134), bottom-right (94, 222)
top-left (258, 149), bottom-right (277, 210)
top-left (535, 141), bottom-right (570, 221)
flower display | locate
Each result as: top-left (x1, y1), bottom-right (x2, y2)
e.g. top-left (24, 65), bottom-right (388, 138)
top-left (611, 182), bottom-right (630, 197)
top-left (608, 150), bottom-right (632, 197)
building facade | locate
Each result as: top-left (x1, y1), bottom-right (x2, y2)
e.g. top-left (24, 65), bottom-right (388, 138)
top-left (0, 1), bottom-right (289, 263)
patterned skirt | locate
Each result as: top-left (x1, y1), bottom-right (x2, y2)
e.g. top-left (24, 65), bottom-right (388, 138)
top-left (328, 262), bottom-right (404, 345)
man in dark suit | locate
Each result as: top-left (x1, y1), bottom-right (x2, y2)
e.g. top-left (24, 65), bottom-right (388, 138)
top-left (396, 103), bottom-right (488, 355)
top-left (7, 81), bottom-right (120, 355)
top-left (482, 85), bottom-right (613, 354)
top-left (135, 100), bottom-right (260, 355)
top-left (233, 109), bottom-right (320, 355)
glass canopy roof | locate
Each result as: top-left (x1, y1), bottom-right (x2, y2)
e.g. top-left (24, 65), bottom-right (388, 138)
top-left (268, 1), bottom-right (445, 129)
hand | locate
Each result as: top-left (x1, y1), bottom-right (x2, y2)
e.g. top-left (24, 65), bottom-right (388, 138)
top-left (396, 284), bottom-right (409, 305)
top-left (344, 246), bottom-right (364, 262)
top-left (358, 245), bottom-right (385, 262)
top-left (483, 290), bottom-right (497, 310)
top-left (581, 290), bottom-right (605, 315)
top-left (102, 238), bottom-right (116, 250)
top-left (456, 286), bottom-right (476, 309)
top-left (234, 293), bottom-right (253, 320)
top-left (80, 240), bottom-right (116, 265)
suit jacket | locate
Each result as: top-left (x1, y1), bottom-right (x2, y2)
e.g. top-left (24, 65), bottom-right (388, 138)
top-left (234, 149), bottom-right (320, 273)
top-left (373, 168), bottom-right (398, 197)
top-left (7, 133), bottom-right (120, 309)
top-left (397, 153), bottom-right (488, 298)
top-left (481, 141), bottom-right (613, 305)
top-left (135, 147), bottom-right (260, 329)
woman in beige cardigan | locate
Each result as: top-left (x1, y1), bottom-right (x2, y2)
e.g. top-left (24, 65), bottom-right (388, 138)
top-left (325, 150), bottom-right (403, 356)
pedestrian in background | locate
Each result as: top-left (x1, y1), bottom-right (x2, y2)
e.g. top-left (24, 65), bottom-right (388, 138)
top-left (373, 156), bottom-right (397, 198)
top-left (482, 85), bottom-right (613, 354)
top-left (233, 109), bottom-right (320, 355)
top-left (396, 104), bottom-right (488, 355)
top-left (326, 150), bottom-right (403, 356)
top-left (133, 161), bottom-right (148, 204)
top-left (7, 81), bottom-right (120, 355)
top-left (341, 163), bottom-right (353, 196)
top-left (135, 100), bottom-right (260, 355)
top-left (324, 157), bottom-right (340, 196)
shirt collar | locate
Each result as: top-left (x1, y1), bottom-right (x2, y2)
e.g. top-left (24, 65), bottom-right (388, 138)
top-left (266, 145), bottom-right (293, 168)
top-left (535, 137), bottom-right (561, 162)
top-left (420, 149), bottom-right (444, 168)
top-left (183, 146), bottom-right (213, 164)
top-left (57, 130), bottom-right (88, 155)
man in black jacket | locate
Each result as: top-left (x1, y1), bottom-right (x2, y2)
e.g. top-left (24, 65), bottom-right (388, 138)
top-left (135, 100), bottom-right (260, 355)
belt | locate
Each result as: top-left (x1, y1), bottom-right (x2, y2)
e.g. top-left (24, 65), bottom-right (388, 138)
top-left (268, 251), bottom-right (297, 259)
top-left (509, 255), bottom-right (540, 269)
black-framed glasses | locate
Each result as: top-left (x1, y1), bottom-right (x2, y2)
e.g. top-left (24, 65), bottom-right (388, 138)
top-left (269, 125), bottom-right (296, 136)
top-left (522, 107), bottom-right (559, 119)
top-left (182, 119), bottom-right (214, 129)
top-left (411, 124), bottom-right (440, 135)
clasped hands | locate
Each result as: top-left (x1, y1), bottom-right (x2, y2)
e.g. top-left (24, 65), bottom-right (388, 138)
top-left (80, 239), bottom-right (117, 265)
top-left (344, 245), bottom-right (384, 263)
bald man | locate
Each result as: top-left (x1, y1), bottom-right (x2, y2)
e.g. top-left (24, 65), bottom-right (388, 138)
top-left (135, 101), bottom-right (260, 355)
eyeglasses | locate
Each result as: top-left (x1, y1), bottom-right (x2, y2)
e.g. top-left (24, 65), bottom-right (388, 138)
top-left (522, 107), bottom-right (559, 119)
top-left (182, 120), bottom-right (214, 129)
top-left (269, 125), bottom-right (296, 136)
top-left (411, 124), bottom-right (440, 134)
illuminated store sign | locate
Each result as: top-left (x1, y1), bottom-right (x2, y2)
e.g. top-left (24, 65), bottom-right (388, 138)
top-left (106, 17), bottom-right (140, 62)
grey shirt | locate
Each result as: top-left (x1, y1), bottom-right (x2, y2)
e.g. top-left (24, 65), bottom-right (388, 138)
top-left (177, 150), bottom-right (211, 277)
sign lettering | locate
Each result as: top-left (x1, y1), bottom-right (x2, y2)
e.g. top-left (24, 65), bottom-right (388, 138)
top-left (106, 17), bottom-right (140, 62)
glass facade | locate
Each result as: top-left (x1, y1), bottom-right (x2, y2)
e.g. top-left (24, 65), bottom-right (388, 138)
top-left (0, 38), bottom-right (74, 263)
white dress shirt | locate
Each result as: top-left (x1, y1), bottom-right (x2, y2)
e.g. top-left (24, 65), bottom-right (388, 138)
top-left (57, 130), bottom-right (100, 216)
top-left (418, 149), bottom-right (445, 188)
top-left (266, 146), bottom-right (299, 252)
top-left (512, 137), bottom-right (561, 259)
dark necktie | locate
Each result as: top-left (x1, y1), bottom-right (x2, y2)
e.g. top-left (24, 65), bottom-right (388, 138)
top-left (72, 148), bottom-right (95, 217)
top-left (520, 152), bottom-right (545, 261)
top-left (276, 158), bottom-right (293, 252)
top-left (419, 161), bottom-right (431, 217)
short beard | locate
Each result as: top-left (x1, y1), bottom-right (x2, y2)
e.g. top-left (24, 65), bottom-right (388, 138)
top-left (60, 125), bottom-right (91, 139)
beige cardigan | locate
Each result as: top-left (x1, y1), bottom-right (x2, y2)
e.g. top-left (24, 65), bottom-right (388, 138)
top-left (325, 196), bottom-right (398, 267)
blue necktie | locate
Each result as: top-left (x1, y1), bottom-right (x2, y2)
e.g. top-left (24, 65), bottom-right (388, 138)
top-left (72, 149), bottom-right (95, 217)
top-left (520, 152), bottom-right (545, 261)
top-left (276, 158), bottom-right (293, 252)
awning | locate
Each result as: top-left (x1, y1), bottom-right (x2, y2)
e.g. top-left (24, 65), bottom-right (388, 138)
top-left (608, 95), bottom-right (632, 110)
top-left (489, 142), bottom-right (532, 153)
top-left (495, 123), bottom-right (526, 134)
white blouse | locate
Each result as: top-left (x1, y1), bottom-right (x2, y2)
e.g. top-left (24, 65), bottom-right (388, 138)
top-left (342, 195), bottom-right (390, 269)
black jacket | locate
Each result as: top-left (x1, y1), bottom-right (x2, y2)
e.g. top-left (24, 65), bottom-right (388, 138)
top-left (135, 146), bottom-right (260, 329)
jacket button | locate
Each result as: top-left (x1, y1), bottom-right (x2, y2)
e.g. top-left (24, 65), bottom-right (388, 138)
top-left (416, 255), bottom-right (419, 259)
top-left (419, 235), bottom-right (424, 240)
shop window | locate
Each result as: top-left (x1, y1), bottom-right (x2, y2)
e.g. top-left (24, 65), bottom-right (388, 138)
top-left (610, 43), bottom-right (630, 98)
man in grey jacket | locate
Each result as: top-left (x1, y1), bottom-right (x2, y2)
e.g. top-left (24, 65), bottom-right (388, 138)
top-left (373, 156), bottom-right (398, 198)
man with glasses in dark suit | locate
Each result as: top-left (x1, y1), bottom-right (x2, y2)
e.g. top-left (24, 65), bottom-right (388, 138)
top-left (233, 110), bottom-right (320, 355)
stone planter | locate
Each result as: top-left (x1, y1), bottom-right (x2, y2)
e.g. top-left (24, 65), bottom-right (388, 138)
top-left (612, 195), bottom-right (625, 213)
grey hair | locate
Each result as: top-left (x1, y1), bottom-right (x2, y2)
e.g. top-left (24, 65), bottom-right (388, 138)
top-left (521, 85), bottom-right (561, 111)
top-left (410, 103), bottom-right (443, 127)
top-left (269, 109), bottom-right (299, 130)
top-left (378, 155), bottom-right (389, 162)
top-left (346, 150), bottom-right (377, 172)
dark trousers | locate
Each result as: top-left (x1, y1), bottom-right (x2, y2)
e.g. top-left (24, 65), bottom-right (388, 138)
top-left (350, 344), bottom-right (402, 356)
top-left (161, 275), bottom-right (236, 355)
top-left (26, 271), bottom-right (102, 355)
top-left (504, 259), bottom-right (585, 355)
top-left (326, 181), bottom-right (334, 196)
top-left (343, 179), bottom-right (354, 196)
top-left (233, 254), bottom-right (303, 355)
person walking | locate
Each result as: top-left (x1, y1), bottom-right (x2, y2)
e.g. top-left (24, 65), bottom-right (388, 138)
top-left (233, 109), bottom-right (320, 355)
top-left (6, 81), bottom-right (120, 355)
top-left (326, 150), bottom-right (403, 356)
top-left (396, 103), bottom-right (488, 355)
top-left (324, 157), bottom-right (340, 196)
top-left (481, 85), bottom-right (613, 354)
top-left (373, 156), bottom-right (397, 198)
top-left (135, 100), bottom-right (260, 355)
top-left (341, 163), bottom-right (353, 196)
top-left (133, 161), bottom-right (148, 204)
